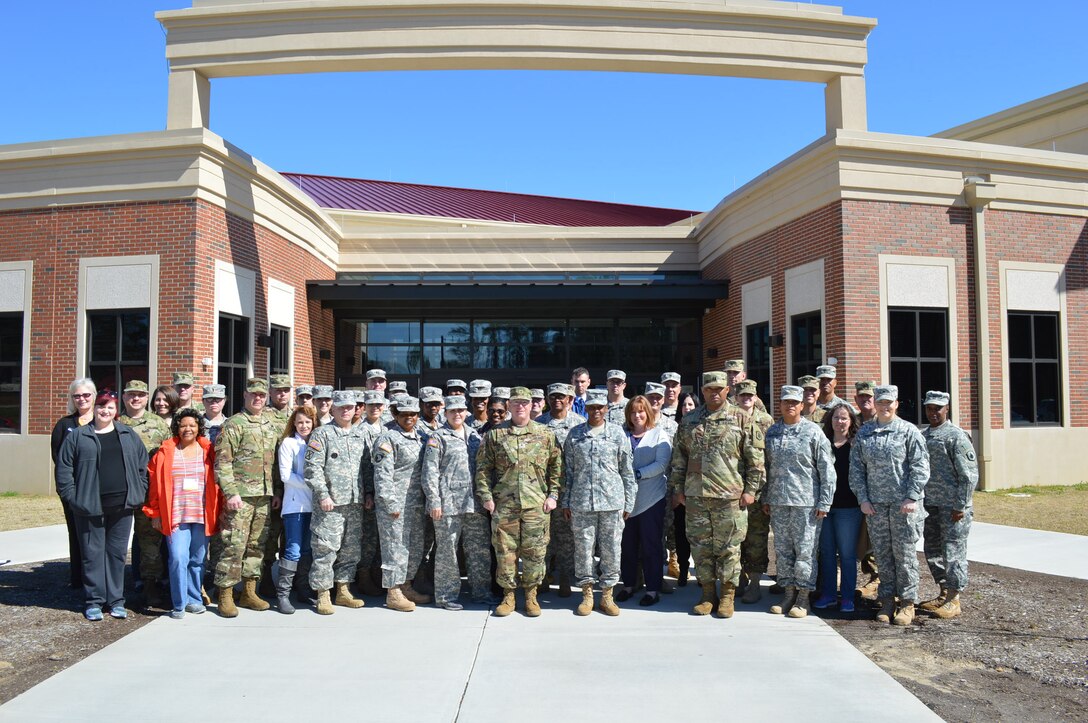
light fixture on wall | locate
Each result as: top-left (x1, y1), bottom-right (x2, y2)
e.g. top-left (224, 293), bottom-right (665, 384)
top-left (319, 349), bottom-right (332, 360)
top-left (769, 334), bottom-right (784, 348)
top-left (201, 357), bottom-right (213, 368)
top-left (706, 347), bottom-right (718, 358)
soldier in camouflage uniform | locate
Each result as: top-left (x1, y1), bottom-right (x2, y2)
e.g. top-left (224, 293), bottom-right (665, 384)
top-left (644, 382), bottom-right (678, 437)
top-left (201, 384), bottom-right (228, 447)
top-left (605, 370), bottom-right (629, 426)
top-left (537, 382), bottom-right (584, 597)
top-left (173, 372), bottom-right (204, 414)
top-left (467, 379), bottom-right (492, 431)
top-left (815, 365), bottom-right (848, 411)
top-left (212, 378), bottom-right (279, 617)
top-left (414, 386), bottom-right (445, 593)
top-left (668, 371), bottom-right (765, 618)
top-left (305, 390), bottom-right (370, 614)
top-left (657, 375), bottom-right (683, 578)
top-left (476, 387), bottom-right (563, 617)
top-left (120, 380), bottom-right (172, 608)
top-left (724, 360), bottom-right (768, 413)
top-left (733, 379), bottom-right (776, 604)
top-left (312, 385), bottom-right (334, 425)
top-left (529, 388), bottom-right (546, 421)
top-left (352, 390), bottom-right (386, 597)
top-left (798, 376), bottom-right (826, 424)
top-left (295, 384), bottom-right (314, 411)
top-left (852, 380), bottom-right (880, 592)
top-left (920, 391), bottom-right (978, 619)
top-left (763, 385), bottom-right (836, 619)
top-left (850, 385), bottom-right (930, 626)
top-left (446, 379), bottom-right (468, 398)
top-left (660, 372), bottom-right (682, 421)
top-left (422, 396), bottom-right (494, 609)
top-left (373, 396), bottom-right (431, 612)
top-left (260, 373), bottom-right (293, 597)
top-left (561, 389), bottom-right (636, 616)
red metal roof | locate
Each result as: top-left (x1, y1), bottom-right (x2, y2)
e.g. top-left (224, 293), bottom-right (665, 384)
top-left (281, 173), bottom-right (699, 227)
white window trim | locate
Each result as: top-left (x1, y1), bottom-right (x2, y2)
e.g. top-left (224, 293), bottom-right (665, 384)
top-left (0, 261), bottom-right (33, 436)
top-left (214, 260), bottom-right (256, 383)
top-left (998, 261), bottom-right (1069, 429)
top-left (741, 275), bottom-right (772, 392)
top-left (878, 254), bottom-right (959, 423)
top-left (784, 259), bottom-right (825, 383)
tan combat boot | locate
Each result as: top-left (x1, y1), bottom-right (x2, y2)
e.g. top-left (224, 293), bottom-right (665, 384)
top-left (920, 587), bottom-right (948, 612)
top-left (201, 586), bottom-right (212, 607)
top-left (384, 585), bottom-right (415, 612)
top-left (930, 591), bottom-right (962, 619)
top-left (788, 589), bottom-right (810, 619)
top-left (315, 589), bottom-right (335, 615)
top-left (495, 589), bottom-right (516, 617)
top-left (599, 587), bottom-right (620, 616)
top-left (892, 601), bottom-right (915, 626)
top-left (217, 586), bottom-right (238, 618)
top-left (770, 587), bottom-right (797, 615)
top-left (356, 568), bottom-right (382, 597)
top-left (741, 572), bottom-right (762, 604)
top-left (334, 582), bottom-right (365, 608)
top-left (875, 598), bottom-right (895, 623)
top-left (401, 581), bottom-right (432, 605)
top-left (667, 551), bottom-right (681, 579)
top-left (692, 582), bottom-right (717, 615)
top-left (717, 582), bottom-right (736, 618)
top-left (525, 586), bottom-right (542, 617)
top-left (237, 578), bottom-right (270, 611)
top-left (576, 585), bottom-right (595, 616)
top-left (558, 574), bottom-right (572, 598)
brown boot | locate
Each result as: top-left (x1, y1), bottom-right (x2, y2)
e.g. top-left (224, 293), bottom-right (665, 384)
top-left (692, 582), bottom-right (717, 615)
top-left (893, 602), bottom-right (915, 626)
top-left (788, 589), bottom-right (810, 618)
top-left (495, 589), bottom-right (516, 617)
top-left (770, 587), bottom-right (796, 615)
top-left (315, 589), bottom-right (335, 615)
top-left (716, 582), bottom-right (736, 618)
top-left (599, 587), bottom-right (620, 616)
top-left (930, 591), bottom-right (961, 619)
top-left (201, 585), bottom-right (212, 607)
top-left (401, 581), bottom-right (432, 605)
top-left (356, 568), bottom-right (382, 597)
top-left (217, 586), bottom-right (238, 618)
top-left (860, 574), bottom-right (881, 597)
top-left (876, 598), bottom-right (895, 623)
top-left (920, 587), bottom-right (948, 612)
top-left (667, 551), bottom-right (681, 579)
top-left (335, 582), bottom-right (365, 608)
top-left (525, 587), bottom-right (541, 617)
top-left (557, 574), bottom-right (572, 598)
top-left (741, 572), bottom-right (762, 604)
top-left (385, 586), bottom-right (415, 612)
top-left (237, 578), bottom-right (270, 611)
top-left (576, 585), bottom-right (594, 616)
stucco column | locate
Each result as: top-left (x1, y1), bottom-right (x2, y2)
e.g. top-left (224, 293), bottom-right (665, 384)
top-left (965, 177), bottom-right (998, 490)
top-left (166, 70), bottom-right (211, 129)
top-left (825, 74), bottom-right (867, 132)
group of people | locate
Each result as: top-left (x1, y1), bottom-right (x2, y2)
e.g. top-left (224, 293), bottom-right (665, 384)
top-left (51, 361), bottom-right (977, 626)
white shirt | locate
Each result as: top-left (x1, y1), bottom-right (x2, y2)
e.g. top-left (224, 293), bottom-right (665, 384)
top-left (278, 433), bottom-right (313, 514)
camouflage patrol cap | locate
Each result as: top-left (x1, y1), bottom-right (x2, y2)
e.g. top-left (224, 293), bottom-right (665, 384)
top-left (547, 383), bottom-right (574, 397)
top-left (388, 381), bottom-right (408, 394)
top-left (606, 369), bottom-right (626, 381)
top-left (366, 368), bottom-right (387, 381)
top-left (419, 386), bottom-right (444, 403)
top-left (313, 385), bottom-right (333, 399)
top-left (269, 374), bottom-right (292, 389)
top-left (446, 378), bottom-right (468, 391)
top-left (396, 396), bottom-right (421, 413)
top-left (924, 390), bottom-right (950, 407)
top-left (353, 389), bottom-right (368, 404)
top-left (723, 360), bottom-right (745, 373)
top-left (444, 395), bottom-right (468, 411)
top-left (331, 390), bottom-right (356, 407)
top-left (245, 378), bottom-right (269, 394)
top-left (661, 372), bottom-right (681, 384)
top-left (780, 385), bottom-right (804, 402)
top-left (644, 382), bottom-right (666, 397)
top-left (202, 384), bottom-right (226, 400)
top-left (854, 381), bottom-right (876, 396)
top-left (701, 371), bottom-right (729, 389)
top-left (530, 388), bottom-right (545, 399)
top-left (389, 393), bottom-right (407, 408)
top-left (363, 390), bottom-right (385, 405)
top-left (816, 365), bottom-right (837, 379)
top-left (735, 379), bottom-right (758, 396)
top-left (172, 372), bottom-right (195, 386)
top-left (797, 375), bottom-right (819, 390)
top-left (468, 380), bottom-right (492, 397)
top-left (492, 387), bottom-right (512, 400)
top-left (295, 385), bottom-right (313, 398)
top-left (123, 380), bottom-right (149, 394)
top-left (586, 389), bottom-right (608, 407)
top-left (508, 386), bottom-right (533, 402)
top-left (874, 385), bottom-right (899, 402)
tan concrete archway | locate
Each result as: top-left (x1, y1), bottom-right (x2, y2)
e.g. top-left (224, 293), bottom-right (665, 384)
top-left (158, 0), bottom-right (875, 132)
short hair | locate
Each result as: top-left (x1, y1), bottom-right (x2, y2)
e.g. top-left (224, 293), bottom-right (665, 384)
top-left (152, 385), bottom-right (180, 417)
top-left (624, 395), bottom-right (656, 430)
top-left (172, 408), bottom-right (206, 438)
top-left (571, 367), bottom-right (590, 379)
top-left (94, 390), bottom-right (119, 409)
top-left (282, 406), bottom-right (319, 442)
top-left (66, 377), bottom-right (98, 415)
top-left (822, 401), bottom-right (861, 442)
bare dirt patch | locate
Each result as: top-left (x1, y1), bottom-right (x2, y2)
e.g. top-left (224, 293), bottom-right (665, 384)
top-left (973, 484), bottom-right (1088, 536)
top-left (0, 494), bottom-right (65, 533)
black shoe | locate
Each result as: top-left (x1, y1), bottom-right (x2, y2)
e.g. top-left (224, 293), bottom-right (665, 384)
top-left (678, 567), bottom-right (689, 587)
top-left (615, 587), bottom-right (633, 603)
top-left (769, 583), bottom-right (785, 595)
top-left (639, 593), bottom-right (660, 607)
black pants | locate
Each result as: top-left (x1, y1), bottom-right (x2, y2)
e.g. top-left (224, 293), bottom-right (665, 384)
top-left (60, 498), bottom-right (84, 587)
top-left (74, 507), bottom-right (134, 608)
top-left (674, 503), bottom-right (692, 574)
top-left (621, 497), bottom-right (667, 593)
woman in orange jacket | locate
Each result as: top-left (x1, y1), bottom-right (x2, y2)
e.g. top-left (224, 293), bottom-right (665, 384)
top-left (145, 408), bottom-right (220, 619)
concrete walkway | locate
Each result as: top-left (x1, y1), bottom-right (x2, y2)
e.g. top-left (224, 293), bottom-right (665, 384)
top-left (0, 582), bottom-right (940, 722)
top-left (966, 521), bottom-right (1088, 580)
top-left (0, 525), bottom-right (69, 567)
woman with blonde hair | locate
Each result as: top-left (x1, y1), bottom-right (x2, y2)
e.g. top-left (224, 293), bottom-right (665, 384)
top-left (50, 377), bottom-right (98, 588)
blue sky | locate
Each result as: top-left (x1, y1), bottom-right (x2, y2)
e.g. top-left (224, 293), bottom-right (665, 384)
top-left (2, 1), bottom-right (1084, 210)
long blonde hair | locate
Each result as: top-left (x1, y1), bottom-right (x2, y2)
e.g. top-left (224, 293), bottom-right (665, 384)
top-left (65, 378), bottom-right (97, 415)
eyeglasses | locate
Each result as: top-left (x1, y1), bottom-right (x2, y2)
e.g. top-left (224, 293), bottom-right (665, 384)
top-left (72, 393), bottom-right (93, 400)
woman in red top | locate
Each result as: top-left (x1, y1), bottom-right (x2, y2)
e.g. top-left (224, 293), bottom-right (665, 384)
top-left (145, 408), bottom-right (219, 619)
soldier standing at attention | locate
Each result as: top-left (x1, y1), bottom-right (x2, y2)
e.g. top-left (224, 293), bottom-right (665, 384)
top-left (295, 385), bottom-right (314, 411)
top-left (446, 379), bottom-right (468, 398)
top-left (174, 372), bottom-right (204, 413)
top-left (668, 371), bottom-right (765, 619)
top-left (305, 391), bottom-right (370, 615)
top-left (920, 391), bottom-right (978, 620)
top-left (355, 390), bottom-right (387, 598)
top-left (660, 372), bottom-right (682, 420)
top-left (119, 380), bottom-right (172, 609)
top-left (529, 389), bottom-right (546, 421)
top-left (201, 384), bottom-right (228, 447)
top-left (605, 370), bottom-right (629, 425)
top-left (854, 381), bottom-right (877, 423)
top-left (366, 368), bottom-right (388, 394)
top-left (418, 387), bottom-right (445, 434)
top-left (762, 386), bottom-right (836, 619)
top-left (562, 390), bottom-right (636, 616)
top-left (467, 380), bottom-right (492, 430)
top-left (644, 382), bottom-right (678, 437)
top-left (850, 385), bottom-right (930, 626)
top-left (536, 382), bottom-right (584, 597)
top-left (373, 396), bottom-right (432, 612)
top-left (815, 366), bottom-right (847, 410)
top-left (260, 373), bottom-right (293, 597)
top-left (422, 396), bottom-right (494, 609)
top-left (313, 385), bottom-right (334, 425)
top-left (733, 379), bottom-right (776, 604)
top-left (725, 360), bottom-right (768, 413)
top-left (852, 380), bottom-right (880, 593)
top-left (476, 387), bottom-right (563, 617)
top-left (798, 376), bottom-right (826, 424)
top-left (213, 378), bottom-right (279, 618)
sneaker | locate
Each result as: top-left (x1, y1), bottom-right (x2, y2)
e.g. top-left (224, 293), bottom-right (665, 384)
top-left (185, 603), bottom-right (207, 614)
top-left (84, 606), bottom-right (103, 621)
top-left (169, 609), bottom-right (185, 620)
top-left (438, 600), bottom-right (464, 611)
top-left (812, 594), bottom-right (837, 609)
top-left (638, 593), bottom-right (660, 607)
top-left (840, 599), bottom-right (855, 613)
top-left (109, 605), bottom-right (128, 619)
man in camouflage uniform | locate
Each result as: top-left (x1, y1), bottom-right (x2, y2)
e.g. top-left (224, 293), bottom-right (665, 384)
top-left (536, 382), bottom-right (584, 597)
top-left (529, 388), bottom-right (546, 421)
top-left (850, 385), bottom-right (930, 626)
top-left (669, 371), bottom-right (765, 618)
top-left (313, 385), bottom-right (334, 425)
top-left (305, 390), bottom-right (371, 614)
top-left (644, 382), bottom-right (678, 437)
top-left (173, 372), bottom-right (204, 413)
top-left (816, 365), bottom-right (848, 410)
top-left (725, 360), bottom-right (768, 413)
top-left (418, 387), bottom-right (445, 435)
top-left (763, 385), bottom-right (836, 618)
top-left (446, 379), bottom-right (468, 398)
top-left (561, 389), bottom-right (636, 616)
top-left (422, 396), bottom-right (494, 609)
top-left (660, 372), bottom-right (682, 420)
top-left (920, 391), bottom-right (978, 619)
top-left (260, 373), bottom-right (293, 596)
top-left (605, 370), bottom-right (629, 425)
top-left (213, 378), bottom-right (279, 618)
top-left (414, 386), bottom-right (445, 593)
top-left (734, 379), bottom-right (776, 604)
top-left (657, 375), bottom-right (683, 578)
top-left (353, 390), bottom-right (387, 597)
top-left (201, 384), bottom-right (228, 447)
top-left (467, 379), bottom-right (492, 431)
top-left (120, 380), bottom-right (172, 608)
top-left (852, 380), bottom-right (880, 592)
top-left (295, 384), bottom-right (314, 411)
top-left (373, 396), bottom-right (431, 612)
top-left (798, 376), bottom-right (826, 424)
top-left (476, 387), bottom-right (563, 617)
top-left (853, 381), bottom-right (877, 424)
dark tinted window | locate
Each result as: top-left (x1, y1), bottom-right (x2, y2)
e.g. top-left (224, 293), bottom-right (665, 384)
top-left (0, 314), bottom-right (23, 434)
top-left (87, 310), bottom-right (150, 395)
top-left (1008, 312), bottom-right (1062, 425)
top-left (888, 308), bottom-right (950, 425)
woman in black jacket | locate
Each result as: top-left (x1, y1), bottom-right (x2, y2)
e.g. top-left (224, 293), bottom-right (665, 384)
top-left (55, 391), bottom-right (149, 621)
top-left (50, 377), bottom-right (97, 588)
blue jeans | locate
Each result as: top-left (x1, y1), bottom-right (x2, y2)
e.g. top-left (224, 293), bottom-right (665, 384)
top-left (166, 523), bottom-right (206, 611)
top-left (282, 512), bottom-right (312, 562)
top-left (818, 507), bottom-right (862, 600)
